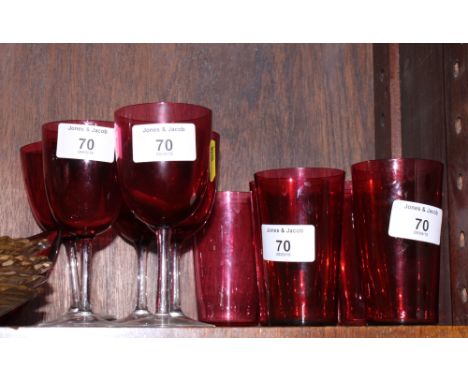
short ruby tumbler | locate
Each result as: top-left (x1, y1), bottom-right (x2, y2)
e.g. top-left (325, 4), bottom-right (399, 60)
top-left (194, 191), bottom-right (259, 326)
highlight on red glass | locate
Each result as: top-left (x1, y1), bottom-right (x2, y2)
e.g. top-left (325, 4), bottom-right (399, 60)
top-left (352, 158), bottom-right (443, 324)
top-left (338, 181), bottom-right (366, 325)
top-left (255, 167), bottom-right (345, 325)
top-left (194, 191), bottom-right (259, 326)
top-left (249, 180), bottom-right (268, 325)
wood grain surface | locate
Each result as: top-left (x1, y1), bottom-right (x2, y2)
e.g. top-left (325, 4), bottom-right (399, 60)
top-left (373, 44), bottom-right (402, 159)
top-left (0, 325), bottom-right (467, 338)
top-left (373, 44), bottom-right (391, 159)
top-left (0, 44), bottom-right (375, 325)
top-left (444, 44), bottom-right (468, 324)
top-left (398, 44), bottom-right (452, 324)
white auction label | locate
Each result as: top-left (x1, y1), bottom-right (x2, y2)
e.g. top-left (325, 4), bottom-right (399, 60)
top-left (261, 224), bottom-right (315, 262)
top-left (56, 123), bottom-right (115, 163)
top-left (388, 200), bottom-right (443, 245)
top-left (132, 123), bottom-right (196, 163)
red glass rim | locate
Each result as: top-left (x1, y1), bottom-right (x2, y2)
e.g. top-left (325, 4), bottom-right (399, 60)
top-left (42, 120), bottom-right (114, 132)
top-left (114, 101), bottom-right (212, 125)
top-left (20, 141), bottom-right (42, 154)
top-left (254, 167), bottom-right (345, 181)
top-left (352, 158), bottom-right (443, 174)
top-left (216, 191), bottom-right (251, 201)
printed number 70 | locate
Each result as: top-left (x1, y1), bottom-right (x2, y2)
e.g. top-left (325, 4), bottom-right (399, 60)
top-left (79, 138), bottom-right (95, 150)
top-left (156, 139), bottom-right (173, 151)
top-left (415, 218), bottom-right (429, 232)
top-left (276, 240), bottom-right (291, 252)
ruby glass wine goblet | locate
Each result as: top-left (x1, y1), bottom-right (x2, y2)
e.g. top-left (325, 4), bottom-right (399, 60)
top-left (115, 102), bottom-right (212, 327)
top-left (168, 131), bottom-right (219, 326)
top-left (42, 120), bottom-right (121, 326)
top-left (20, 141), bottom-right (81, 324)
top-left (113, 202), bottom-right (155, 324)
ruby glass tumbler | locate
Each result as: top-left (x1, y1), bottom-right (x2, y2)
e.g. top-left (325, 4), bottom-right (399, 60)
top-left (255, 167), bottom-right (344, 325)
top-left (194, 191), bottom-right (259, 326)
top-left (352, 158), bottom-right (443, 324)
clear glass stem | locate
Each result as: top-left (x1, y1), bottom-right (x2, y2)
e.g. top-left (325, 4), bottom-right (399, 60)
top-left (135, 241), bottom-right (149, 312)
top-left (79, 237), bottom-right (93, 312)
top-left (47, 230), bottom-right (62, 264)
top-left (170, 240), bottom-right (181, 313)
top-left (155, 226), bottom-right (172, 315)
top-left (64, 238), bottom-right (80, 311)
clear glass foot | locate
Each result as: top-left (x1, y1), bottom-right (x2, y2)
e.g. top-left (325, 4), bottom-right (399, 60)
top-left (115, 309), bottom-right (155, 326)
top-left (39, 310), bottom-right (116, 327)
top-left (169, 308), bottom-right (214, 327)
top-left (117, 312), bottom-right (213, 328)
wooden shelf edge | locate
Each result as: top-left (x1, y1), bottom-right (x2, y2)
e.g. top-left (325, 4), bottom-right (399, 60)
top-left (1, 326), bottom-right (468, 338)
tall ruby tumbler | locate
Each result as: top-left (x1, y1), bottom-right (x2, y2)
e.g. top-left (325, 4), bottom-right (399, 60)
top-left (352, 158), bottom-right (443, 324)
top-left (338, 181), bottom-right (366, 325)
top-left (194, 192), bottom-right (259, 326)
top-left (255, 168), bottom-right (344, 325)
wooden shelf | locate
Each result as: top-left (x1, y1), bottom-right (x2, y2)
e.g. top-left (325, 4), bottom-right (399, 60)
top-left (2, 44), bottom-right (467, 333)
top-left (1, 325), bottom-right (468, 338)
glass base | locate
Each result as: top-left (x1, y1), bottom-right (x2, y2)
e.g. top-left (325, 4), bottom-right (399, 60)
top-left (170, 309), bottom-right (215, 327)
top-left (116, 312), bottom-right (215, 328)
top-left (115, 309), bottom-right (155, 325)
top-left (39, 310), bottom-right (116, 327)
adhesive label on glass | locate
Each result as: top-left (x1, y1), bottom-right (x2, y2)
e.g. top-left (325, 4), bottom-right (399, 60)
top-left (132, 123), bottom-right (196, 163)
top-left (209, 139), bottom-right (216, 182)
top-left (388, 200), bottom-right (443, 245)
top-left (261, 224), bottom-right (315, 262)
top-left (56, 123), bottom-right (115, 163)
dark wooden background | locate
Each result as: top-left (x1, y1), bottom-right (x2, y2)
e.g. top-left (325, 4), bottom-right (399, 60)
top-left (444, 44), bottom-right (468, 324)
top-left (0, 44), bottom-right (375, 323)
